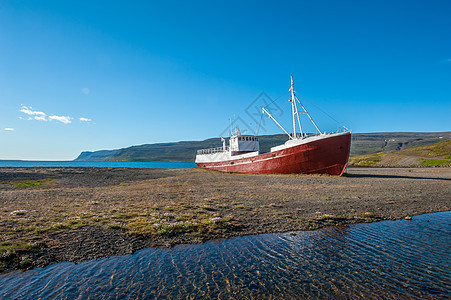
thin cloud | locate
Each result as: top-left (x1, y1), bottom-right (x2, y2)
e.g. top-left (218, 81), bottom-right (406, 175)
top-left (49, 115), bottom-right (72, 124)
top-left (19, 116), bottom-right (32, 120)
top-left (4, 128), bottom-right (15, 131)
top-left (19, 105), bottom-right (73, 124)
top-left (82, 88), bottom-right (90, 95)
top-left (79, 117), bottom-right (92, 122)
top-left (34, 115), bottom-right (48, 121)
top-left (439, 58), bottom-right (451, 64)
top-left (20, 106), bottom-right (46, 117)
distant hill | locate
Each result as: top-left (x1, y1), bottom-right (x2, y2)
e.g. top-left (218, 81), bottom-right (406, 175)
top-left (74, 134), bottom-right (289, 162)
top-left (74, 132), bottom-right (451, 162)
top-left (349, 132), bottom-right (451, 155)
top-left (348, 139), bottom-right (451, 167)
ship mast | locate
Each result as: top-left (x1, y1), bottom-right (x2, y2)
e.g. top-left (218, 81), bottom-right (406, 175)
top-left (262, 75), bottom-right (323, 139)
top-left (290, 75), bottom-right (296, 139)
top-left (289, 75), bottom-right (304, 139)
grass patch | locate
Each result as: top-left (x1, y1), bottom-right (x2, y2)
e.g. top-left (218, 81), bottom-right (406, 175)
top-left (398, 139), bottom-right (451, 158)
top-left (304, 221), bottom-right (320, 230)
top-left (234, 205), bottom-right (251, 210)
top-left (0, 178), bottom-right (54, 187)
top-left (200, 206), bottom-right (216, 211)
top-left (0, 241), bottom-right (38, 254)
top-left (121, 211), bottom-right (238, 236)
top-left (421, 159), bottom-right (450, 166)
top-left (107, 223), bottom-right (125, 230)
top-left (113, 212), bottom-right (139, 220)
top-left (348, 152), bottom-right (385, 166)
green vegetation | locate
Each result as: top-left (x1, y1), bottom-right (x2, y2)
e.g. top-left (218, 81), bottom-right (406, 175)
top-left (350, 132), bottom-right (450, 156)
top-left (0, 241), bottom-right (40, 272)
top-left (398, 139), bottom-right (451, 158)
top-left (122, 211), bottom-right (236, 236)
top-left (348, 139), bottom-right (451, 167)
top-left (421, 159), bottom-right (450, 166)
top-left (0, 178), bottom-right (54, 187)
top-left (348, 152), bottom-right (385, 166)
top-left (0, 241), bottom-right (38, 255)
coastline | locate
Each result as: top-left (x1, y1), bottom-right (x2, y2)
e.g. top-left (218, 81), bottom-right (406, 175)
top-left (1, 167), bottom-right (450, 274)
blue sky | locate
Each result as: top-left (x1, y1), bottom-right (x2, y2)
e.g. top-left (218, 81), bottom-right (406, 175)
top-left (0, 0), bottom-right (450, 160)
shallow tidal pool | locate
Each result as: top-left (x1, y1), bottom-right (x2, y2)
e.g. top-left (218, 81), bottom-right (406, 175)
top-left (1, 211), bottom-right (450, 299)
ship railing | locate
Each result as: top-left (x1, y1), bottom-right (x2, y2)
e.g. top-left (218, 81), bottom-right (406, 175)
top-left (334, 127), bottom-right (350, 133)
top-left (197, 146), bottom-right (230, 155)
top-left (293, 133), bottom-right (319, 139)
top-left (293, 128), bottom-right (350, 139)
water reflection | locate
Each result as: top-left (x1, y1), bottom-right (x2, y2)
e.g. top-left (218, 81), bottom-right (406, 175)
top-left (1, 212), bottom-right (449, 299)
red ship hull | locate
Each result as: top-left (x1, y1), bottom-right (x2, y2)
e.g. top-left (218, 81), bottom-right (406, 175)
top-left (196, 132), bottom-right (351, 176)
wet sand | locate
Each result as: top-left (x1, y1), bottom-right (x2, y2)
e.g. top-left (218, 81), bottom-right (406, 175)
top-left (0, 167), bottom-right (450, 273)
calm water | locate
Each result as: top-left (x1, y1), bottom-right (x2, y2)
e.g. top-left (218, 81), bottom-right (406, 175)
top-left (0, 160), bottom-right (196, 169)
top-left (0, 212), bottom-right (449, 299)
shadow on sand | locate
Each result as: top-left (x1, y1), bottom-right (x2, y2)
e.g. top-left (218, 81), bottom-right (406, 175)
top-left (343, 172), bottom-right (450, 181)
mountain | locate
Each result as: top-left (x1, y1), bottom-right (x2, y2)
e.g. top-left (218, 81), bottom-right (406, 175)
top-left (348, 139), bottom-right (451, 167)
top-left (74, 132), bottom-right (451, 162)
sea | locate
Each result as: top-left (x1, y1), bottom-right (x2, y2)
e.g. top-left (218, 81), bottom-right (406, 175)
top-left (0, 211), bottom-right (449, 299)
top-left (0, 160), bottom-right (196, 168)
top-left (0, 161), bottom-right (367, 170)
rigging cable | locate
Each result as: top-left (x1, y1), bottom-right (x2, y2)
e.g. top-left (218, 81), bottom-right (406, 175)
top-left (256, 91), bottom-right (290, 135)
top-left (296, 92), bottom-right (349, 131)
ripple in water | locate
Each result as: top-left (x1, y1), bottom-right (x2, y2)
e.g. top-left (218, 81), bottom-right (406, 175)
top-left (1, 211), bottom-right (450, 299)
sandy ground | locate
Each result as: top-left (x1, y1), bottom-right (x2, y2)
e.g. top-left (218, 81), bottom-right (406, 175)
top-left (0, 167), bottom-right (450, 273)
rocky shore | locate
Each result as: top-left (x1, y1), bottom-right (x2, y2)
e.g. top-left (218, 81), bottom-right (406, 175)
top-left (1, 167), bottom-right (450, 273)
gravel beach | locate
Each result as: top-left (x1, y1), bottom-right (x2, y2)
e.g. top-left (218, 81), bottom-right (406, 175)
top-left (0, 167), bottom-right (450, 273)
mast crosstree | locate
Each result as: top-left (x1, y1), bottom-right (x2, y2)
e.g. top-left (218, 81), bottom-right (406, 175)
top-left (262, 75), bottom-right (322, 139)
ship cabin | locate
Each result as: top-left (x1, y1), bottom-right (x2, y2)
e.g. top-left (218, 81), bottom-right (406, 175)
top-left (230, 135), bottom-right (259, 155)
